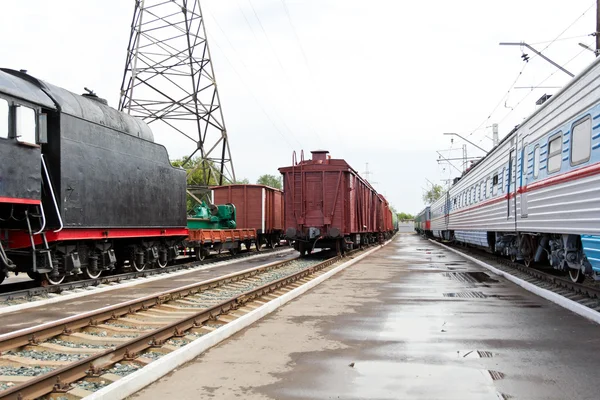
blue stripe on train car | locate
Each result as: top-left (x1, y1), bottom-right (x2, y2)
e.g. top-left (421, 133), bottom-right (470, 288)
top-left (455, 231), bottom-right (489, 247)
top-left (582, 235), bottom-right (600, 273)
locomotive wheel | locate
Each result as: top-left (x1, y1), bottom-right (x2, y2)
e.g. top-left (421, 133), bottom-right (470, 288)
top-left (156, 258), bottom-right (168, 269)
top-left (45, 270), bottom-right (66, 285)
top-left (569, 268), bottom-right (585, 284)
top-left (0, 272), bottom-right (5, 285)
top-left (524, 257), bottom-right (533, 268)
top-left (84, 265), bottom-right (102, 279)
top-left (132, 260), bottom-right (146, 272)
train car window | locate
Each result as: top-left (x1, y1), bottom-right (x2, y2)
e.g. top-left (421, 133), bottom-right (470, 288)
top-left (533, 145), bottom-right (540, 178)
top-left (485, 179), bottom-right (489, 199)
top-left (492, 174), bottom-right (498, 196)
top-left (571, 116), bottom-right (591, 166)
top-left (547, 134), bottom-right (562, 173)
top-left (16, 106), bottom-right (36, 144)
top-left (0, 99), bottom-right (8, 139)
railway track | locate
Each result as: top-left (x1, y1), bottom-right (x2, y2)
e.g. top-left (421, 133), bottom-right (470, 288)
top-left (0, 246), bottom-right (290, 304)
top-left (0, 251), bottom-right (345, 400)
top-left (430, 239), bottom-right (600, 312)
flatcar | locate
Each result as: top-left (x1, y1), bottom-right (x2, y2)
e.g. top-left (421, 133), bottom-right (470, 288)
top-left (428, 56), bottom-right (600, 283)
top-left (279, 150), bottom-right (394, 255)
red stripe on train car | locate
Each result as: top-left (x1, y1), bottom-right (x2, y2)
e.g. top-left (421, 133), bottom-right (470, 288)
top-left (448, 161), bottom-right (600, 217)
top-left (8, 227), bottom-right (189, 249)
top-left (0, 196), bottom-right (41, 205)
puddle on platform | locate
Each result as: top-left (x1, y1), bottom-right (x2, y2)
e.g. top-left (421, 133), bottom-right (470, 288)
top-left (346, 360), bottom-right (504, 400)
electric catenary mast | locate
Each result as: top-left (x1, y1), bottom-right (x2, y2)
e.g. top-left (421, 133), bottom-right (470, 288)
top-left (119, 0), bottom-right (235, 192)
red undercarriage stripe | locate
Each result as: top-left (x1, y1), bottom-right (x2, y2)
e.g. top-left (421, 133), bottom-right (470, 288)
top-left (0, 197), bottom-right (41, 205)
top-left (8, 228), bottom-right (189, 249)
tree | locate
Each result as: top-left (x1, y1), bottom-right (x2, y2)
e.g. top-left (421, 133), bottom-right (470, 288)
top-left (257, 174), bottom-right (282, 189)
top-left (397, 212), bottom-right (414, 221)
top-left (234, 178), bottom-right (250, 184)
top-left (423, 184), bottom-right (444, 204)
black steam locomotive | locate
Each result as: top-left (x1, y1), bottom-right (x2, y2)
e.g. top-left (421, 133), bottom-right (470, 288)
top-left (0, 68), bottom-right (187, 285)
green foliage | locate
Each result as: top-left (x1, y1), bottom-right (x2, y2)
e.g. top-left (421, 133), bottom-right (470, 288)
top-left (256, 174), bottom-right (282, 189)
top-left (397, 212), bottom-right (414, 221)
top-left (235, 178), bottom-right (250, 184)
top-left (423, 183), bottom-right (444, 204)
top-left (171, 156), bottom-right (219, 186)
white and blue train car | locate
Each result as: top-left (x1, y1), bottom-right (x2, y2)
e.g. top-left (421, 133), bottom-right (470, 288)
top-left (435, 56), bottom-right (600, 283)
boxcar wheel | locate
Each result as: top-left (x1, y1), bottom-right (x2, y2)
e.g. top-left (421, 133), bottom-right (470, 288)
top-left (0, 272), bottom-right (5, 285)
top-left (229, 247), bottom-right (239, 256)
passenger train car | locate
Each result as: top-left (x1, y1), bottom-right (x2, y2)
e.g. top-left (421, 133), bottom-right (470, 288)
top-left (414, 206), bottom-right (432, 237)
top-left (430, 56), bottom-right (600, 283)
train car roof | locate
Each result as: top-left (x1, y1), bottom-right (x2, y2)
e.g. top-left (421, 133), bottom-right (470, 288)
top-left (0, 69), bottom-right (56, 109)
top-left (0, 68), bottom-right (154, 142)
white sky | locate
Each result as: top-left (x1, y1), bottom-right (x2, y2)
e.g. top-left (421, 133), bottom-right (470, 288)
top-left (0, 0), bottom-right (597, 213)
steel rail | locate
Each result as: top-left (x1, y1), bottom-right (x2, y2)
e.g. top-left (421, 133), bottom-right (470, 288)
top-left (0, 254), bottom-right (340, 400)
top-left (0, 247), bottom-right (287, 302)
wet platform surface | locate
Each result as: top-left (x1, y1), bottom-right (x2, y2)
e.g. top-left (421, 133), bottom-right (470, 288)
top-left (135, 234), bottom-right (600, 400)
top-left (0, 251), bottom-right (295, 335)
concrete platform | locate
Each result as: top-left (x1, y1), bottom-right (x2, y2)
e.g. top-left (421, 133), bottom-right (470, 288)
top-left (133, 233), bottom-right (600, 400)
top-left (0, 251), bottom-right (296, 335)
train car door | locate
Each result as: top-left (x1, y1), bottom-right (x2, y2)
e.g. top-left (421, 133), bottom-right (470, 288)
top-left (520, 140), bottom-right (528, 218)
top-left (507, 149), bottom-right (513, 219)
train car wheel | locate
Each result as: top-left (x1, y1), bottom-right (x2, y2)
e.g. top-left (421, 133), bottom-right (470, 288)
top-left (84, 265), bottom-right (102, 279)
top-left (569, 268), bottom-right (585, 284)
top-left (195, 247), bottom-right (206, 261)
top-left (45, 270), bottom-right (66, 285)
top-left (132, 260), bottom-right (146, 272)
top-left (524, 257), bottom-right (533, 268)
top-left (0, 273), bottom-right (5, 285)
top-left (156, 258), bottom-right (168, 268)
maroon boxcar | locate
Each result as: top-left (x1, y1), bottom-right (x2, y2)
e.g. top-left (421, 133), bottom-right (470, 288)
top-left (211, 184), bottom-right (284, 248)
top-left (279, 150), bottom-right (392, 255)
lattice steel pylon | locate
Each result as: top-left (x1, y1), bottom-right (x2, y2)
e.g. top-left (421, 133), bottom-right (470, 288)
top-left (119, 0), bottom-right (235, 189)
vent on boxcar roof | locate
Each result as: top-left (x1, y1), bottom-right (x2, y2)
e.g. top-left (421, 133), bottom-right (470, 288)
top-left (311, 150), bottom-right (329, 163)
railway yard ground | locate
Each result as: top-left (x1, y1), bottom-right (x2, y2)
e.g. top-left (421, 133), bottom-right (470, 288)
top-left (132, 232), bottom-right (600, 400)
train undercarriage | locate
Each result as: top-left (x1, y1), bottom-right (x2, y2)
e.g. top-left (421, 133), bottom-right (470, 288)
top-left (2, 237), bottom-right (183, 285)
top-left (425, 229), bottom-right (600, 283)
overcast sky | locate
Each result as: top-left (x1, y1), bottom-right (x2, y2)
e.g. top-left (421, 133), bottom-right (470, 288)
top-left (0, 0), bottom-right (597, 213)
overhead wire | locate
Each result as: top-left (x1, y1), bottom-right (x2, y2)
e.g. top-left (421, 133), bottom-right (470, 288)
top-left (246, 0), bottom-right (325, 148)
top-left (496, 43), bottom-right (592, 127)
top-left (277, 0), bottom-right (346, 151)
top-left (466, 0), bottom-right (595, 146)
top-left (200, 21), bottom-right (299, 149)
top-left (203, 4), bottom-right (304, 148)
